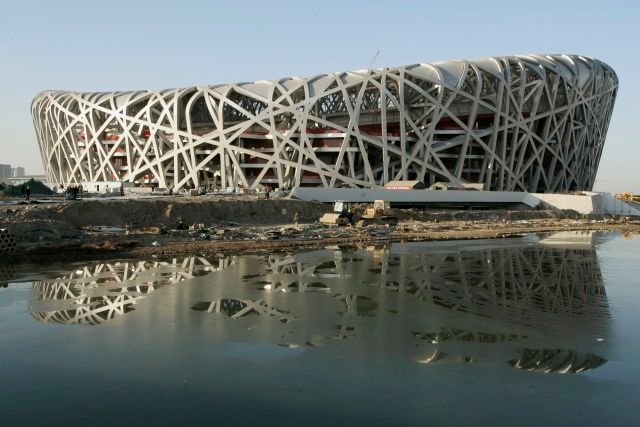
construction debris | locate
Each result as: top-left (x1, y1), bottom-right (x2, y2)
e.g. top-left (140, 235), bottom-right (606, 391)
top-left (616, 192), bottom-right (640, 203)
top-left (85, 226), bottom-right (127, 233)
top-left (1, 196), bottom-right (639, 262)
top-left (0, 179), bottom-right (54, 197)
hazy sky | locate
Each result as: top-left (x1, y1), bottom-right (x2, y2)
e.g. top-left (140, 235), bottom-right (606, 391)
top-left (0, 0), bottom-right (638, 192)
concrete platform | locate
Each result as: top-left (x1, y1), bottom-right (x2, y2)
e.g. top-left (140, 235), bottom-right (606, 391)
top-left (290, 187), bottom-right (640, 216)
top-left (533, 192), bottom-right (640, 216)
top-left (290, 187), bottom-right (540, 208)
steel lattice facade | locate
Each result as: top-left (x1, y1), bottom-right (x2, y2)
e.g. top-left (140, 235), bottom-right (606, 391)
top-left (32, 54), bottom-right (617, 192)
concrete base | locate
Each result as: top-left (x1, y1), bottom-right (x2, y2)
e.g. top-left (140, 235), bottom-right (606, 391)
top-left (290, 187), bottom-right (640, 216)
top-left (534, 192), bottom-right (640, 216)
top-left (290, 187), bottom-right (540, 208)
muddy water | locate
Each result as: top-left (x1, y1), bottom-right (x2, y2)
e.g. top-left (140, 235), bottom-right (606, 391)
top-left (1, 231), bottom-right (639, 425)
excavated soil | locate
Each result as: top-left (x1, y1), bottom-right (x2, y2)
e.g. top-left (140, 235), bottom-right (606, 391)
top-left (1, 195), bottom-right (639, 264)
top-left (1, 196), bottom-right (329, 227)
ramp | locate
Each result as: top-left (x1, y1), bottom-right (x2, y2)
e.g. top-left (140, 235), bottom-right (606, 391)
top-left (290, 187), bottom-right (540, 207)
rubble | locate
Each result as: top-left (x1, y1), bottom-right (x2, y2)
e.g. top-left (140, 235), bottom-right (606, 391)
top-left (0, 195), bottom-right (639, 262)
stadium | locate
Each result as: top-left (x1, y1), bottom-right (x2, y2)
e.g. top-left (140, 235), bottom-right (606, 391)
top-left (32, 54), bottom-right (617, 192)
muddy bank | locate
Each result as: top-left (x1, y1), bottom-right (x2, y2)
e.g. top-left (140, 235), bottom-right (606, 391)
top-left (5, 221), bottom-right (639, 265)
top-left (67, 223), bottom-right (640, 261)
top-left (1, 196), bottom-right (639, 264)
top-left (0, 196), bottom-right (331, 251)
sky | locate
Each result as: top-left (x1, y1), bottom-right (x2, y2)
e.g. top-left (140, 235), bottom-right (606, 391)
top-left (0, 0), bottom-right (638, 192)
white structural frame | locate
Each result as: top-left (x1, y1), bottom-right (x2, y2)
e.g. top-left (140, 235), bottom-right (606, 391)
top-left (32, 54), bottom-right (617, 192)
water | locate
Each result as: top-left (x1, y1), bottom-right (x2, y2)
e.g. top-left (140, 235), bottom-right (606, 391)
top-left (1, 231), bottom-right (639, 426)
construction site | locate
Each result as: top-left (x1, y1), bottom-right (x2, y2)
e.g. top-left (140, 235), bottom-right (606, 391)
top-left (5, 53), bottom-right (637, 263)
top-left (2, 183), bottom-right (640, 263)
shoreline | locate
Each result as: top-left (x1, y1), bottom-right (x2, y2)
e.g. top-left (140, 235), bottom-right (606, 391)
top-left (4, 222), bottom-right (638, 265)
top-left (2, 196), bottom-right (639, 265)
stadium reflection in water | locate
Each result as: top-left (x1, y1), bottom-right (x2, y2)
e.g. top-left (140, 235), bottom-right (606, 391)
top-left (29, 231), bottom-right (611, 374)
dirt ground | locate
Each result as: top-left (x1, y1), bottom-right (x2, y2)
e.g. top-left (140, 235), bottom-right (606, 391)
top-left (1, 195), bottom-right (639, 263)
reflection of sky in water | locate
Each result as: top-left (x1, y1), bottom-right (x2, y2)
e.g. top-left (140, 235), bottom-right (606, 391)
top-left (2, 231), bottom-right (640, 424)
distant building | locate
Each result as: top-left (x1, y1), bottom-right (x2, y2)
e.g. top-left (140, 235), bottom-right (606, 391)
top-left (0, 164), bottom-right (11, 184)
top-left (12, 167), bottom-right (25, 178)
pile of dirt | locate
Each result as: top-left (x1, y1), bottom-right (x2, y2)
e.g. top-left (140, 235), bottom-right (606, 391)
top-left (0, 198), bottom-right (332, 228)
top-left (0, 197), bottom-right (333, 253)
top-left (1, 220), bottom-right (82, 250)
top-left (0, 179), bottom-right (54, 196)
top-left (54, 198), bottom-right (332, 227)
top-left (3, 195), bottom-right (636, 261)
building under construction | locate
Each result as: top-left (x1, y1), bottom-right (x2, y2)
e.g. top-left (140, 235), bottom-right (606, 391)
top-left (32, 54), bottom-right (617, 192)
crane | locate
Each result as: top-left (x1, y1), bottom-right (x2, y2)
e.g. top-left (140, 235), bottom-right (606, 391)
top-left (368, 49), bottom-right (381, 70)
